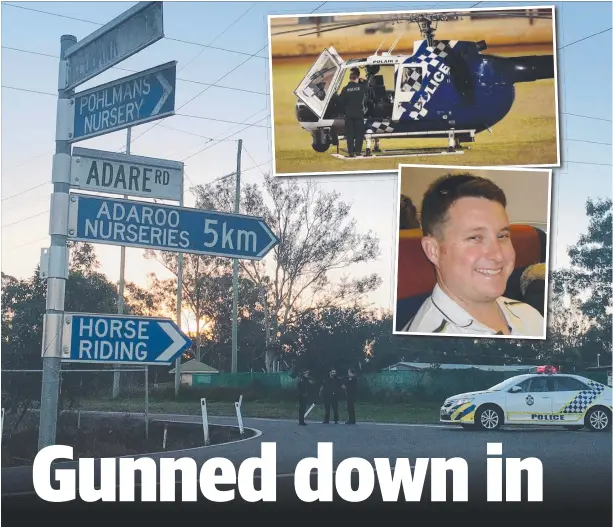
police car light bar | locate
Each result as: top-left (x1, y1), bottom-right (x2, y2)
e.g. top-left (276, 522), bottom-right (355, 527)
top-left (535, 365), bottom-right (558, 374)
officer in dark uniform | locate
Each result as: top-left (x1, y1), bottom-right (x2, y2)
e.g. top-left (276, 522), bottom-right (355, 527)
top-left (319, 368), bottom-right (343, 423)
top-left (297, 369), bottom-right (312, 426)
top-left (339, 70), bottom-right (368, 157)
top-left (342, 368), bottom-right (358, 424)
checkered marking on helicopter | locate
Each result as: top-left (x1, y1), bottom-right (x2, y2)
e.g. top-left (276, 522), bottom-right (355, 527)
top-left (406, 40), bottom-right (458, 120)
top-left (402, 69), bottom-right (423, 93)
top-left (560, 381), bottom-right (606, 414)
top-left (367, 120), bottom-right (395, 134)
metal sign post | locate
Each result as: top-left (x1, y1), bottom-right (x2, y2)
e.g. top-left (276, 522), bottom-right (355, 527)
top-left (201, 398), bottom-right (210, 445)
top-left (38, 34), bottom-right (77, 451)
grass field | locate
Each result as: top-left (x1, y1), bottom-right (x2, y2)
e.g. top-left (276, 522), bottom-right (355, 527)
top-left (79, 398), bottom-right (442, 424)
top-left (271, 51), bottom-right (558, 175)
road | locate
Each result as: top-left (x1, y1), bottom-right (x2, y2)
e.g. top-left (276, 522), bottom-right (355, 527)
top-left (2, 412), bottom-right (611, 524)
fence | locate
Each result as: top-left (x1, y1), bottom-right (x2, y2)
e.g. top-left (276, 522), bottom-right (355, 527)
top-left (188, 369), bottom-right (610, 402)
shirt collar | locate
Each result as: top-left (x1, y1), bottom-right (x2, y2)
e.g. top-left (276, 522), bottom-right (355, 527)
top-left (430, 284), bottom-right (517, 334)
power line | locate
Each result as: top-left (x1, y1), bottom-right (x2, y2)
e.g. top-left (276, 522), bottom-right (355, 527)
top-left (242, 146), bottom-right (266, 177)
top-left (177, 3), bottom-right (256, 74)
top-left (1, 182), bottom-right (49, 201)
top-left (566, 138), bottom-right (612, 146)
top-left (1, 3), bottom-right (268, 60)
top-left (180, 113), bottom-right (269, 162)
top-left (2, 210), bottom-right (48, 228)
top-left (175, 112), bottom-right (270, 128)
top-left (557, 27), bottom-right (611, 50)
top-left (563, 112), bottom-right (612, 123)
top-left (4, 236), bottom-right (48, 252)
top-left (1, 46), bottom-right (269, 96)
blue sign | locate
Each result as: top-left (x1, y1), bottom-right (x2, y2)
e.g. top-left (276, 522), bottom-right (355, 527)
top-left (70, 61), bottom-right (176, 142)
top-left (67, 193), bottom-right (280, 260)
top-left (62, 313), bottom-right (192, 365)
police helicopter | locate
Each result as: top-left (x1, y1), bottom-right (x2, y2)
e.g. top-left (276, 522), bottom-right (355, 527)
top-left (275, 10), bottom-right (555, 157)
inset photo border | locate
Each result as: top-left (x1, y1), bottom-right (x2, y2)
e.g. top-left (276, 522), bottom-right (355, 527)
top-left (267, 5), bottom-right (560, 178)
top-left (392, 164), bottom-right (552, 340)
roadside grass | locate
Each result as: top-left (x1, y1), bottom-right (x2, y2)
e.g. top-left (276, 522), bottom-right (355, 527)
top-left (78, 398), bottom-right (442, 424)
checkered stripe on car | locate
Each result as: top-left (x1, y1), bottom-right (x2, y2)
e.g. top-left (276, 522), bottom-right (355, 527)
top-left (560, 381), bottom-right (606, 414)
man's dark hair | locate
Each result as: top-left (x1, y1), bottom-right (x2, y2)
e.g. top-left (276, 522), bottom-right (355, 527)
top-left (350, 67), bottom-right (360, 76)
top-left (420, 173), bottom-right (507, 237)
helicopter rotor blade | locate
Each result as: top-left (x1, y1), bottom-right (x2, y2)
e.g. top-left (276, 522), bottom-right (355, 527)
top-left (271, 17), bottom-right (392, 36)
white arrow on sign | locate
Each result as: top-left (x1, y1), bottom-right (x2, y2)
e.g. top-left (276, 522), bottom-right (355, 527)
top-left (152, 72), bottom-right (173, 116)
top-left (257, 220), bottom-right (278, 258)
top-left (156, 321), bottom-right (189, 362)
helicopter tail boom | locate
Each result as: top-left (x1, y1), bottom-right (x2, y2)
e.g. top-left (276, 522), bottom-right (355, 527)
top-left (498, 55), bottom-right (555, 83)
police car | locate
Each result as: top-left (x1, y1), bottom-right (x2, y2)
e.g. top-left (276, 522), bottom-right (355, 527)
top-left (440, 367), bottom-right (612, 431)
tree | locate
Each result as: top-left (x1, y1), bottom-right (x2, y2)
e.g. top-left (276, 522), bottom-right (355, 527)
top-left (552, 197), bottom-right (612, 366)
top-left (143, 251), bottom-right (232, 362)
top-left (193, 173), bottom-right (382, 371)
top-left (1, 242), bottom-right (122, 420)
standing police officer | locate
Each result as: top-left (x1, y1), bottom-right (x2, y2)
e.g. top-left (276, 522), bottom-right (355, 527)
top-left (342, 368), bottom-right (358, 424)
top-left (339, 69), bottom-right (368, 157)
top-left (319, 368), bottom-right (342, 423)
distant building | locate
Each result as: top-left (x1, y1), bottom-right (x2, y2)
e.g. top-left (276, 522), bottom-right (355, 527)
top-left (384, 362), bottom-right (538, 373)
top-left (169, 359), bottom-right (218, 386)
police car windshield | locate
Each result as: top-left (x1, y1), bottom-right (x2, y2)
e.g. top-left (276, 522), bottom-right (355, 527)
top-left (488, 377), bottom-right (528, 391)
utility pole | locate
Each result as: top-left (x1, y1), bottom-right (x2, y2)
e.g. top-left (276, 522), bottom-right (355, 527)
top-left (38, 34), bottom-right (76, 450)
top-left (113, 126), bottom-right (131, 398)
top-left (231, 139), bottom-right (242, 373)
top-left (174, 194), bottom-right (184, 398)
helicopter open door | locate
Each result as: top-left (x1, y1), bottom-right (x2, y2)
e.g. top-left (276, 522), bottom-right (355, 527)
top-left (392, 63), bottom-right (428, 121)
top-left (294, 47), bottom-right (344, 119)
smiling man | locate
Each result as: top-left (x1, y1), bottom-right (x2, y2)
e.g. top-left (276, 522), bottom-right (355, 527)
top-left (402, 173), bottom-right (545, 337)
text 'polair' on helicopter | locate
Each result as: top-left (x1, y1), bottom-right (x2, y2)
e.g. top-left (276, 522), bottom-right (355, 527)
top-left (275, 9), bottom-right (555, 158)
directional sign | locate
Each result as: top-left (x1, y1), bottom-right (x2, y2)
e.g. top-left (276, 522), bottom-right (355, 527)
top-left (67, 61), bottom-right (176, 143)
top-left (62, 313), bottom-right (192, 366)
top-left (67, 193), bottom-right (279, 260)
top-left (63, 2), bottom-right (164, 91)
top-left (71, 147), bottom-right (183, 201)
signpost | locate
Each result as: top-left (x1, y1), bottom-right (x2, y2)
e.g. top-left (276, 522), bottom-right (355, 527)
top-left (63, 1), bottom-right (164, 91)
top-left (63, 61), bottom-right (176, 143)
top-left (62, 313), bottom-right (192, 366)
top-left (67, 193), bottom-right (280, 260)
top-left (71, 147), bottom-right (184, 201)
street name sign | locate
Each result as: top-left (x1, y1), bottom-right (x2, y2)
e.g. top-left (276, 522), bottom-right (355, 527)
top-left (63, 1), bottom-right (164, 91)
top-left (66, 61), bottom-right (176, 143)
top-left (62, 313), bottom-right (192, 366)
top-left (67, 193), bottom-right (279, 260)
top-left (71, 147), bottom-right (183, 202)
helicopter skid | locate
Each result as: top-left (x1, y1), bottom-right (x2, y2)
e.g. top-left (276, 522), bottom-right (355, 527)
top-left (331, 148), bottom-right (466, 160)
top-left (333, 128), bottom-right (475, 159)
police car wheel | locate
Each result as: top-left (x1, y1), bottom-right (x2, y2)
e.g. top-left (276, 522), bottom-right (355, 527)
top-left (475, 405), bottom-right (503, 431)
top-left (585, 407), bottom-right (611, 432)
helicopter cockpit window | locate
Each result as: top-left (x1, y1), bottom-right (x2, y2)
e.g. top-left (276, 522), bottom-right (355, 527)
top-left (300, 56), bottom-right (338, 102)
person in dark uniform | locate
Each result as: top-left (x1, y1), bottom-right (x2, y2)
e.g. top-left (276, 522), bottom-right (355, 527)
top-left (339, 71), bottom-right (367, 157)
top-left (319, 368), bottom-right (342, 423)
top-left (297, 369), bottom-right (313, 426)
top-left (342, 368), bottom-right (358, 424)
